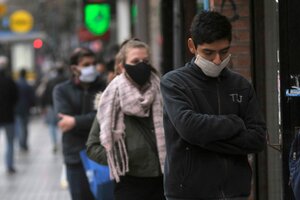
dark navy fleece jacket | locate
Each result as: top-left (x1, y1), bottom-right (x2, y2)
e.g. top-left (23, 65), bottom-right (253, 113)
top-left (160, 60), bottom-right (266, 199)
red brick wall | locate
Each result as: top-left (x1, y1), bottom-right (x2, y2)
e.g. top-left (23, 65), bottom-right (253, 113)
top-left (211, 2), bottom-right (255, 200)
top-left (212, 0), bottom-right (252, 81)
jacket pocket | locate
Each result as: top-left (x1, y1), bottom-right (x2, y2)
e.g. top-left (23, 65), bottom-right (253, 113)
top-left (180, 146), bottom-right (192, 183)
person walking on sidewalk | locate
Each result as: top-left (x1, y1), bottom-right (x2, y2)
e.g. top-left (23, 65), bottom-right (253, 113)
top-left (86, 39), bottom-right (166, 200)
top-left (160, 11), bottom-right (266, 200)
top-left (41, 66), bottom-right (68, 153)
top-left (0, 56), bottom-right (18, 174)
top-left (15, 68), bottom-right (35, 152)
top-left (53, 47), bottom-right (106, 200)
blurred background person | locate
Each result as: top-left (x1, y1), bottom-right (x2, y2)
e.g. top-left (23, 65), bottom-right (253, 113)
top-left (53, 47), bottom-right (106, 200)
top-left (0, 56), bottom-right (18, 174)
top-left (95, 56), bottom-right (108, 84)
top-left (96, 44), bottom-right (121, 85)
top-left (103, 48), bottom-right (123, 84)
top-left (15, 68), bottom-right (35, 152)
top-left (41, 65), bottom-right (68, 153)
top-left (105, 59), bottom-right (117, 84)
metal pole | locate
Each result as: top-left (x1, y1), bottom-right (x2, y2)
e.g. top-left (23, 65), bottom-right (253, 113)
top-left (116, 0), bottom-right (131, 44)
top-left (134, 0), bottom-right (149, 43)
top-left (173, 0), bottom-right (183, 68)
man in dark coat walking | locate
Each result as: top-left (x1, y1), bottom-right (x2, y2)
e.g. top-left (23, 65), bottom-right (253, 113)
top-left (0, 57), bottom-right (18, 173)
top-left (15, 68), bottom-right (35, 151)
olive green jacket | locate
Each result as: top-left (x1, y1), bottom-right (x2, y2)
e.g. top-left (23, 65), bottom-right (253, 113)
top-left (86, 115), bottom-right (162, 177)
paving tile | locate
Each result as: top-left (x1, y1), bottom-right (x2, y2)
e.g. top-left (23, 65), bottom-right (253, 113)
top-left (0, 115), bottom-right (70, 200)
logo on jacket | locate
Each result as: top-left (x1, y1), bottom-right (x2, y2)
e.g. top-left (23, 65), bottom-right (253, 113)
top-left (229, 93), bottom-right (243, 103)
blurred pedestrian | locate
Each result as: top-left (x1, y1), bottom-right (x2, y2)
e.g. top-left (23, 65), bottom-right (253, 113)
top-left (15, 68), bottom-right (35, 152)
top-left (53, 47), bottom-right (106, 200)
top-left (86, 38), bottom-right (166, 200)
top-left (0, 56), bottom-right (18, 174)
top-left (105, 58), bottom-right (119, 84)
top-left (41, 66), bottom-right (68, 153)
top-left (95, 56), bottom-right (108, 84)
top-left (160, 11), bottom-right (266, 200)
top-left (96, 45), bottom-right (121, 85)
top-left (102, 50), bottom-right (123, 84)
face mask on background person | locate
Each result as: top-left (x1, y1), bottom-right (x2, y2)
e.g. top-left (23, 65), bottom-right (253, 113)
top-left (124, 62), bottom-right (152, 86)
top-left (194, 54), bottom-right (231, 77)
top-left (79, 65), bottom-right (97, 83)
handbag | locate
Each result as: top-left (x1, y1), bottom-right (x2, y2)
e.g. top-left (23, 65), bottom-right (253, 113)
top-left (80, 149), bottom-right (115, 200)
top-left (289, 130), bottom-right (300, 200)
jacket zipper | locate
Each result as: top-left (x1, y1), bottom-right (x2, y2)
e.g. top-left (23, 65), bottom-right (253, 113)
top-left (82, 89), bottom-right (88, 114)
top-left (217, 77), bottom-right (228, 199)
top-left (221, 190), bottom-right (227, 200)
top-left (220, 159), bottom-right (228, 199)
top-left (216, 77), bottom-right (221, 114)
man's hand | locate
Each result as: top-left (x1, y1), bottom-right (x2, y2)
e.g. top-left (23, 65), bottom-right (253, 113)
top-left (57, 113), bottom-right (76, 133)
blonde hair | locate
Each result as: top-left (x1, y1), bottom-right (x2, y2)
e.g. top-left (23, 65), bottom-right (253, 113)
top-left (118, 38), bottom-right (151, 64)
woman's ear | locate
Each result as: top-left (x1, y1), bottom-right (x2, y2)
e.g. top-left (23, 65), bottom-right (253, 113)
top-left (187, 38), bottom-right (196, 54)
top-left (119, 63), bottom-right (126, 73)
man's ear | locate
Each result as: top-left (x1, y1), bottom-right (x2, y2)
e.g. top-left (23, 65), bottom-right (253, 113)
top-left (187, 38), bottom-right (196, 54)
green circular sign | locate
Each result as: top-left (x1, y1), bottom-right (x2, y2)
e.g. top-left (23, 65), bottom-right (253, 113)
top-left (84, 4), bottom-right (110, 36)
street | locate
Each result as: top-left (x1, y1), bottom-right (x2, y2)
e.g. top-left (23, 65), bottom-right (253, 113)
top-left (0, 115), bottom-right (70, 200)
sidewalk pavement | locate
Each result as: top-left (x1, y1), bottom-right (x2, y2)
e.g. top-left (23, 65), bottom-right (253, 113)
top-left (0, 115), bottom-right (70, 200)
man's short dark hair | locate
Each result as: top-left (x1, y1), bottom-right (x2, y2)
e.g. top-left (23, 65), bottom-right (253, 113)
top-left (190, 11), bottom-right (232, 46)
top-left (69, 47), bottom-right (95, 66)
top-left (20, 68), bottom-right (27, 78)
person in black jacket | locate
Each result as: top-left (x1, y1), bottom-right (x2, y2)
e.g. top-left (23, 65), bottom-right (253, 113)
top-left (0, 58), bottom-right (18, 174)
top-left (53, 47), bottom-right (106, 200)
top-left (15, 68), bottom-right (35, 152)
top-left (160, 11), bottom-right (266, 200)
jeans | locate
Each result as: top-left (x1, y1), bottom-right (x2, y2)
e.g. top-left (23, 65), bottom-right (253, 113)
top-left (15, 115), bottom-right (29, 150)
top-left (66, 162), bottom-right (95, 200)
top-left (0, 122), bottom-right (15, 169)
top-left (48, 123), bottom-right (58, 146)
top-left (45, 106), bottom-right (58, 147)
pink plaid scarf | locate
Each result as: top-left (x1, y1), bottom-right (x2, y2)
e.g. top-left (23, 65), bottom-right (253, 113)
top-left (97, 73), bottom-right (165, 182)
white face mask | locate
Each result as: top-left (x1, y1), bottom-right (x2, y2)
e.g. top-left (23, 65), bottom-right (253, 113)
top-left (79, 65), bottom-right (97, 83)
top-left (194, 54), bottom-right (231, 77)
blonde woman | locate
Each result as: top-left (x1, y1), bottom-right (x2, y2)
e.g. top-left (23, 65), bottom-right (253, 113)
top-left (86, 39), bottom-right (166, 200)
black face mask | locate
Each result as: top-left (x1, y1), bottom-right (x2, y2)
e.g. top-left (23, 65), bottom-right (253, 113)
top-left (124, 62), bottom-right (151, 86)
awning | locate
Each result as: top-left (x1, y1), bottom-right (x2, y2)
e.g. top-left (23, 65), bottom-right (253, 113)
top-left (0, 31), bottom-right (46, 43)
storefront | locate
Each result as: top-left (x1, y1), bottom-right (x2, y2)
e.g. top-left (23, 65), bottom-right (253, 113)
top-left (123, 0), bottom-right (296, 199)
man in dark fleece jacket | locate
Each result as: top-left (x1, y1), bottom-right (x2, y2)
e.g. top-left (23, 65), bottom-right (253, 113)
top-left (53, 47), bottom-right (105, 200)
top-left (160, 11), bottom-right (266, 200)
